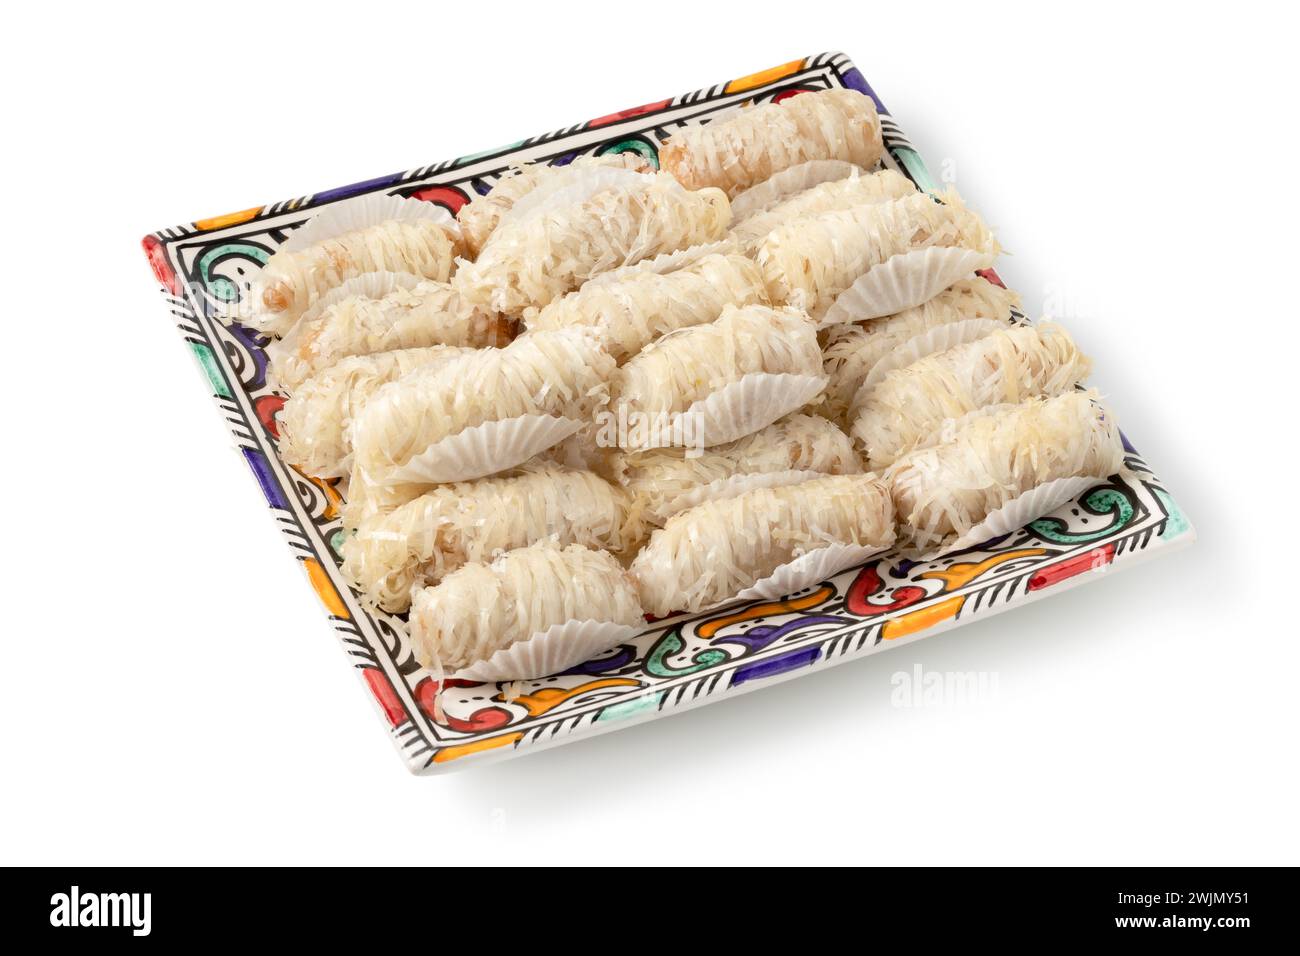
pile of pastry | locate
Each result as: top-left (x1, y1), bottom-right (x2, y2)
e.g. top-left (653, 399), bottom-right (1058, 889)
top-left (246, 88), bottom-right (1123, 681)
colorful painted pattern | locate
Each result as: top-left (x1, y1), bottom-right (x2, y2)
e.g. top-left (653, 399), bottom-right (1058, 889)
top-left (142, 52), bottom-right (1194, 774)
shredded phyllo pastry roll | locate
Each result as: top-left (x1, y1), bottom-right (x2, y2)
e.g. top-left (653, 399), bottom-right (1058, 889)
top-left (889, 391), bottom-right (1125, 553)
top-left (850, 322), bottom-right (1091, 469)
top-left (341, 466), bottom-right (430, 529)
top-left (728, 160), bottom-right (865, 220)
top-left (756, 189), bottom-right (997, 320)
top-left (350, 328), bottom-right (615, 486)
top-left (730, 168), bottom-right (917, 250)
top-left (660, 88), bottom-right (884, 197)
top-left (248, 219), bottom-right (460, 336)
top-left (457, 153), bottom-right (648, 259)
top-left (630, 474), bottom-right (894, 617)
top-left (342, 464), bottom-right (637, 613)
top-left (409, 540), bottom-right (644, 674)
top-left (453, 173), bottom-right (731, 316)
top-left (610, 414), bottom-right (863, 527)
top-left (822, 278), bottom-right (1021, 425)
top-left (276, 346), bottom-right (471, 480)
top-left (611, 303), bottom-right (823, 430)
top-left (270, 281), bottom-right (513, 390)
top-left (527, 252), bottom-right (768, 363)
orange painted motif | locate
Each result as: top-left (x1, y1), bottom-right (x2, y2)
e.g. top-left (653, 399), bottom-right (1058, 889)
top-left (299, 471), bottom-right (344, 521)
top-left (433, 732), bottom-right (523, 764)
top-left (304, 558), bottom-right (349, 619)
top-left (882, 596), bottom-right (965, 640)
top-left (502, 678), bottom-right (642, 717)
top-left (697, 587), bottom-right (833, 639)
top-left (724, 59), bottom-right (806, 94)
top-left (921, 549), bottom-right (1046, 590)
top-left (194, 206), bottom-right (262, 231)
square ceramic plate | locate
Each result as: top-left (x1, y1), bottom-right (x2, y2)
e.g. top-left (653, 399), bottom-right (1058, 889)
top-left (142, 51), bottom-right (1195, 774)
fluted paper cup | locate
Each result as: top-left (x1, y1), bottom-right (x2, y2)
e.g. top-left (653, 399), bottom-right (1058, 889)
top-left (859, 318), bottom-right (1007, 393)
top-left (820, 246), bottom-right (997, 327)
top-left (278, 193), bottom-right (456, 254)
top-left (620, 372), bottom-right (827, 452)
top-left (387, 414), bottom-right (584, 485)
top-left (729, 160), bottom-right (864, 220)
top-left (452, 620), bottom-right (644, 682)
top-left (925, 475), bottom-right (1101, 558)
top-left (735, 542), bottom-right (891, 602)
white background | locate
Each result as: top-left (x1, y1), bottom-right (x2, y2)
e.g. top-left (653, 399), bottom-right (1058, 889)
top-left (2, 1), bottom-right (1295, 865)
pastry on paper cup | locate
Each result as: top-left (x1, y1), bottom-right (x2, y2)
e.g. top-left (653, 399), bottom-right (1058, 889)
top-left (728, 160), bottom-right (867, 221)
top-left (582, 239), bottom-right (738, 287)
top-left (756, 188), bottom-right (998, 325)
top-left (527, 252), bottom-right (767, 364)
top-left (733, 542), bottom-right (887, 602)
top-left (457, 153), bottom-right (648, 259)
top-left (342, 463), bottom-right (640, 613)
top-left (730, 168), bottom-right (917, 251)
top-left (608, 413), bottom-right (862, 529)
top-left (821, 278), bottom-right (1021, 426)
top-left (850, 322), bottom-right (1092, 470)
top-left (409, 539), bottom-right (645, 682)
top-left (276, 192), bottom-right (456, 254)
top-left (453, 172), bottom-right (730, 316)
top-left (269, 274), bottom-right (512, 391)
top-left (858, 318), bottom-right (1007, 392)
top-left (659, 88), bottom-right (884, 197)
top-left (887, 390), bottom-right (1124, 556)
top-left (820, 246), bottom-right (997, 326)
top-left (629, 473), bottom-right (895, 617)
top-left (494, 166), bottom-right (648, 233)
top-left (609, 303), bottom-right (826, 451)
top-left (277, 345), bottom-right (473, 480)
top-left (349, 327), bottom-right (614, 488)
top-left (247, 195), bottom-right (461, 336)
top-left (339, 465), bottom-right (429, 529)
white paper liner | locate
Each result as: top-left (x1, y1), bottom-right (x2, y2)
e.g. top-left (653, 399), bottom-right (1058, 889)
top-left (929, 475), bottom-right (1100, 557)
top-left (734, 543), bottom-right (889, 602)
top-left (386, 414), bottom-right (584, 485)
top-left (266, 271), bottom-right (426, 383)
top-left (279, 193), bottom-right (456, 254)
top-left (452, 620), bottom-right (644, 682)
top-left (621, 372), bottom-right (827, 450)
top-left (729, 160), bottom-right (865, 221)
top-left (585, 239), bottom-right (739, 287)
top-left (820, 247), bottom-right (997, 327)
top-left (859, 318), bottom-right (1006, 392)
top-left (497, 168), bottom-right (651, 232)
top-left (665, 469), bottom-right (825, 518)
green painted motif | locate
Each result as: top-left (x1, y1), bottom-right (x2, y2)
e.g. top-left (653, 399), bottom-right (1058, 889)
top-left (329, 529), bottom-right (348, 561)
top-left (645, 629), bottom-right (728, 678)
top-left (595, 690), bottom-right (667, 722)
top-left (1154, 488), bottom-right (1191, 541)
top-left (1029, 488), bottom-right (1135, 544)
top-left (893, 147), bottom-right (938, 192)
top-left (598, 137), bottom-right (660, 169)
top-left (455, 140), bottom-right (527, 166)
top-left (188, 341), bottom-right (231, 399)
top-left (197, 242), bottom-right (269, 304)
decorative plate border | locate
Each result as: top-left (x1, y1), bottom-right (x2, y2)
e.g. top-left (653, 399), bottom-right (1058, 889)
top-left (142, 52), bottom-right (1195, 774)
